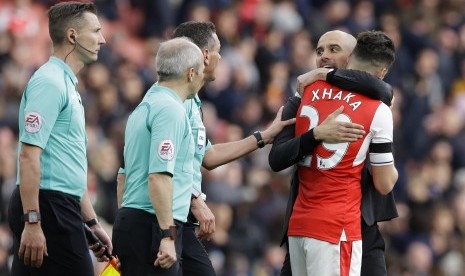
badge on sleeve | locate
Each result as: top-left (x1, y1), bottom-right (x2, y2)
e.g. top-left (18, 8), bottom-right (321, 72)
top-left (158, 140), bottom-right (175, 161)
top-left (196, 127), bottom-right (206, 155)
top-left (24, 112), bottom-right (42, 133)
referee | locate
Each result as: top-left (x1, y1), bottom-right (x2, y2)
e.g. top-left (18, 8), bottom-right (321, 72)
top-left (112, 37), bottom-right (205, 275)
top-left (8, 2), bottom-right (111, 275)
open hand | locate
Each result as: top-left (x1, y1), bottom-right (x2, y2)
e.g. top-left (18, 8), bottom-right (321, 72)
top-left (313, 106), bottom-right (366, 143)
top-left (261, 106), bottom-right (296, 144)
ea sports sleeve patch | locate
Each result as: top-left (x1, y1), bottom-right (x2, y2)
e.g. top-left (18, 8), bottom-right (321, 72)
top-left (24, 112), bottom-right (43, 133)
top-left (158, 140), bottom-right (175, 161)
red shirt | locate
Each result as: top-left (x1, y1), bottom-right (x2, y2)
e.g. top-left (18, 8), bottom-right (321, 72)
top-left (288, 80), bottom-right (390, 244)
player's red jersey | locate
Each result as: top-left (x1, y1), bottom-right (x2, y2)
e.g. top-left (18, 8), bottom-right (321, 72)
top-left (288, 80), bottom-right (390, 244)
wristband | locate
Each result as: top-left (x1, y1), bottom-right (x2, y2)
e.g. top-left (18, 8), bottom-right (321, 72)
top-left (325, 68), bottom-right (336, 81)
top-left (199, 193), bottom-right (207, 201)
top-left (253, 131), bottom-right (265, 148)
top-left (191, 189), bottom-right (201, 200)
top-left (191, 192), bottom-right (207, 201)
top-left (85, 218), bottom-right (98, 227)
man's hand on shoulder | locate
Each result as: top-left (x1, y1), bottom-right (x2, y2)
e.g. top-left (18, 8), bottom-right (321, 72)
top-left (296, 68), bottom-right (332, 96)
top-left (261, 106), bottom-right (296, 144)
top-left (313, 106), bottom-right (366, 143)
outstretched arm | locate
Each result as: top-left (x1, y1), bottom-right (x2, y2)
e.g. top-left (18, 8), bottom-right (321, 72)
top-left (202, 106), bottom-right (295, 170)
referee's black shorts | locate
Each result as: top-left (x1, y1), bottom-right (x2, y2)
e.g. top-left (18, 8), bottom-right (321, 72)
top-left (8, 186), bottom-right (93, 276)
top-left (182, 212), bottom-right (216, 276)
top-left (113, 207), bottom-right (183, 276)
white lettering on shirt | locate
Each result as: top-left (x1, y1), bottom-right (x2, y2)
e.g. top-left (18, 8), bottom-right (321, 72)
top-left (310, 89), bottom-right (362, 111)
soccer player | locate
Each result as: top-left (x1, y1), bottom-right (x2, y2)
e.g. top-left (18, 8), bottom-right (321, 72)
top-left (8, 2), bottom-right (110, 275)
top-left (269, 30), bottom-right (398, 276)
top-left (288, 30), bottom-right (398, 275)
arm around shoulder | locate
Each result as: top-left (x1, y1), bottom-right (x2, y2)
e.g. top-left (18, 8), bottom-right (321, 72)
top-left (327, 69), bottom-right (393, 106)
top-left (296, 68), bottom-right (331, 95)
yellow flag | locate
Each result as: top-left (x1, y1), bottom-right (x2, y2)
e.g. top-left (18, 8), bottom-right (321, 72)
top-left (100, 260), bottom-right (120, 276)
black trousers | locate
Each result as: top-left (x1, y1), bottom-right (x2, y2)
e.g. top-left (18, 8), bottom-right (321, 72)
top-left (280, 222), bottom-right (387, 276)
top-left (8, 187), bottom-right (93, 276)
top-left (280, 242), bottom-right (292, 276)
top-left (182, 219), bottom-right (215, 276)
top-left (112, 207), bottom-right (183, 276)
top-left (360, 221), bottom-right (387, 276)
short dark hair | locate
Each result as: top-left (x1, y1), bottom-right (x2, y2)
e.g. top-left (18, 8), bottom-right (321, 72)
top-left (47, 1), bottom-right (97, 45)
top-left (171, 21), bottom-right (217, 50)
top-left (352, 31), bottom-right (395, 69)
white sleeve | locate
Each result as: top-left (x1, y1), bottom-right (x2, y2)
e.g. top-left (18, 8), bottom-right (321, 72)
top-left (369, 103), bottom-right (394, 166)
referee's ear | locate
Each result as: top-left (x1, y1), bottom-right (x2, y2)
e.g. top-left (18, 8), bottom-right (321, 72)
top-left (203, 48), bottom-right (210, 66)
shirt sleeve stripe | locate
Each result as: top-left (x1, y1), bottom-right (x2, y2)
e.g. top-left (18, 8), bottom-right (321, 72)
top-left (369, 152), bottom-right (394, 166)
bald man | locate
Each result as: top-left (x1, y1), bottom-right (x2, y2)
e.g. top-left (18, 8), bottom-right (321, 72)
top-left (269, 30), bottom-right (397, 276)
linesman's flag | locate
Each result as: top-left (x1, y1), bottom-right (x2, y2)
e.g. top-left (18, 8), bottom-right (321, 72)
top-left (100, 258), bottom-right (120, 276)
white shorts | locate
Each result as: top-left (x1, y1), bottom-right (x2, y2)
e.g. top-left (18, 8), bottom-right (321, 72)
top-left (288, 236), bottom-right (362, 276)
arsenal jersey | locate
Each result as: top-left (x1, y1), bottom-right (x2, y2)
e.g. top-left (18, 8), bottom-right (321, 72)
top-left (288, 80), bottom-right (393, 244)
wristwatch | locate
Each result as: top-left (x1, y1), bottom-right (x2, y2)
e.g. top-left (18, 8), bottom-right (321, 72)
top-left (253, 131), bottom-right (265, 148)
top-left (85, 218), bottom-right (99, 227)
top-left (191, 192), bottom-right (207, 201)
top-left (23, 210), bottom-right (41, 224)
top-left (161, 225), bottom-right (177, 241)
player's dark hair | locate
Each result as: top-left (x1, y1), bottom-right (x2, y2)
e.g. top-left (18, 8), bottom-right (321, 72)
top-left (172, 21), bottom-right (217, 50)
top-left (352, 31), bottom-right (395, 69)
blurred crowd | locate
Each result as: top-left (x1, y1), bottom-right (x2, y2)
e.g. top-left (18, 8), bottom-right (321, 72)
top-left (1, 0), bottom-right (465, 275)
